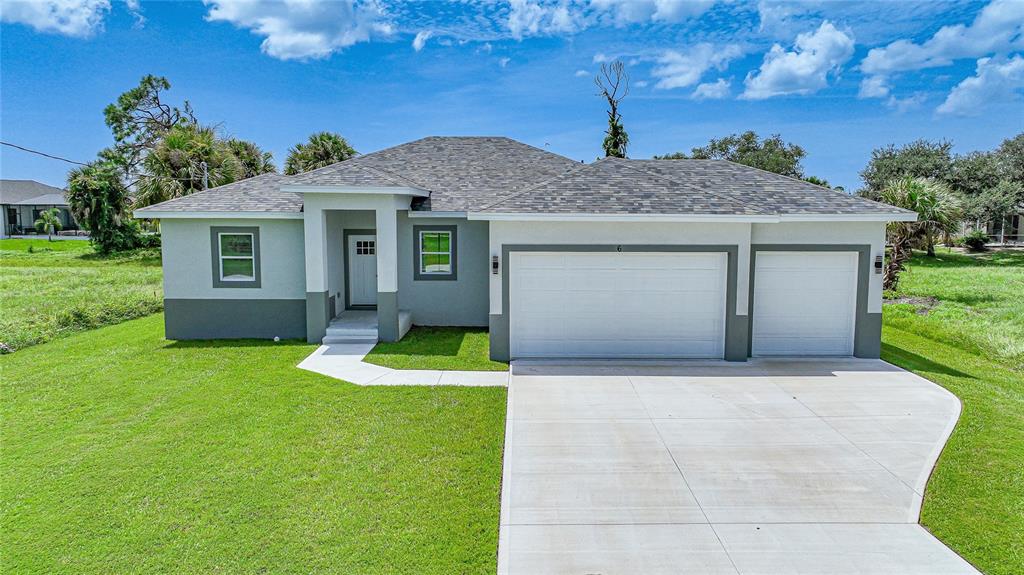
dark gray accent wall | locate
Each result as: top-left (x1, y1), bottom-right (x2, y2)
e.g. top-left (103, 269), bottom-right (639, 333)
top-left (377, 291), bottom-right (399, 342)
top-left (491, 245), bottom-right (746, 362)
top-left (342, 228), bottom-right (377, 310)
top-left (164, 298), bottom-right (305, 340)
top-left (306, 291), bottom-right (330, 343)
top-left (210, 226), bottom-right (261, 288)
top-left (748, 244), bottom-right (878, 359)
top-left (397, 214), bottom-right (489, 326)
top-left (413, 224), bottom-right (458, 281)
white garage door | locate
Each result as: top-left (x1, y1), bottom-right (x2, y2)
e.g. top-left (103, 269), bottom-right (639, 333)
top-left (752, 251), bottom-right (858, 356)
top-left (509, 252), bottom-right (727, 359)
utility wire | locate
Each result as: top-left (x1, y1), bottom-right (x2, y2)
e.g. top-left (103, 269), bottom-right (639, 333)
top-left (1, 141), bottom-right (88, 166)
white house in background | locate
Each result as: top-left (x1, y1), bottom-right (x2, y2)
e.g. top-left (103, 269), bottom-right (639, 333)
top-left (0, 179), bottom-right (80, 237)
top-left (134, 136), bottom-right (916, 361)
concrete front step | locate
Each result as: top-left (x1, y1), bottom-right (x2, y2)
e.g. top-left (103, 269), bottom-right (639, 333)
top-left (322, 335), bottom-right (379, 344)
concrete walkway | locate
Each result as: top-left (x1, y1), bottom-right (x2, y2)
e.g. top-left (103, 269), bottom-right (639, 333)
top-left (498, 359), bottom-right (979, 575)
top-left (297, 342), bottom-right (509, 386)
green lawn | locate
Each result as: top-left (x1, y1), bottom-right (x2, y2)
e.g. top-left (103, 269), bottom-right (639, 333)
top-left (365, 326), bottom-right (508, 371)
top-left (0, 315), bottom-right (507, 574)
top-left (0, 238), bottom-right (163, 352)
top-left (882, 249), bottom-right (1024, 575)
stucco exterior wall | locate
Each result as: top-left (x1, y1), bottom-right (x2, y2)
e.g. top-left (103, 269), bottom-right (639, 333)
top-left (398, 213), bottom-right (490, 326)
top-left (161, 218), bottom-right (306, 300)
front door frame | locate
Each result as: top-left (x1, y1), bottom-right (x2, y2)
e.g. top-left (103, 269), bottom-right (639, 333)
top-left (343, 228), bottom-right (377, 310)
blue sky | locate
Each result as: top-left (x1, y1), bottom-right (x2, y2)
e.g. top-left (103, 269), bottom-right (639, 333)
top-left (2, 0), bottom-right (1022, 191)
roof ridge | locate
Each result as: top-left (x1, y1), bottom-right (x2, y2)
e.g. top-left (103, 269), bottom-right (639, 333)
top-left (615, 158), bottom-right (774, 215)
top-left (476, 159), bottom-right (591, 211)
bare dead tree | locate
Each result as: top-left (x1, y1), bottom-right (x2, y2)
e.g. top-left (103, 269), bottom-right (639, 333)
top-left (595, 60), bottom-right (630, 158)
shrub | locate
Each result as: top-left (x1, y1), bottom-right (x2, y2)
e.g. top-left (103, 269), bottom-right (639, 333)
top-left (962, 230), bottom-right (989, 252)
top-left (136, 233), bottom-right (162, 249)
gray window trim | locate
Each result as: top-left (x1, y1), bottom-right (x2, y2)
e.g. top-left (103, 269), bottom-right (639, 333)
top-left (413, 224), bottom-right (458, 281)
top-left (210, 226), bottom-right (261, 288)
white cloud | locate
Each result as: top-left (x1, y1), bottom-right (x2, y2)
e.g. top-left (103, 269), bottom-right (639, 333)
top-left (125, 0), bottom-right (144, 27)
top-left (860, 0), bottom-right (1024, 97)
top-left (204, 0), bottom-right (393, 60)
top-left (652, 43), bottom-right (742, 89)
top-left (574, 69), bottom-right (590, 77)
top-left (857, 74), bottom-right (889, 98)
top-left (937, 55), bottom-right (1024, 115)
top-left (886, 93), bottom-right (926, 113)
top-left (741, 20), bottom-right (855, 100)
top-left (692, 78), bottom-right (731, 100)
top-left (593, 52), bottom-right (610, 63)
top-left (412, 30), bottom-right (432, 51)
top-left (589, 0), bottom-right (715, 25)
top-left (499, 56), bottom-right (511, 68)
top-left (634, 79), bottom-right (648, 88)
top-left (506, 0), bottom-right (578, 39)
top-left (0, 0), bottom-right (110, 37)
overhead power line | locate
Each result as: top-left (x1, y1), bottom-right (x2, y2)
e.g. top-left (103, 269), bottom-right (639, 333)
top-left (1, 141), bottom-right (88, 166)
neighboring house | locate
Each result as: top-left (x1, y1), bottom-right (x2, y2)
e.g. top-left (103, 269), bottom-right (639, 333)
top-left (135, 136), bottom-right (915, 361)
top-left (983, 208), bottom-right (1022, 245)
top-left (0, 179), bottom-right (80, 237)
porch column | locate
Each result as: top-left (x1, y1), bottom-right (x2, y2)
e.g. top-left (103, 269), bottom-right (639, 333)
top-left (375, 206), bottom-right (400, 342)
top-left (304, 206), bottom-right (330, 343)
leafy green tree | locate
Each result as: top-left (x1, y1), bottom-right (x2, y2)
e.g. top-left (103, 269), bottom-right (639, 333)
top-left (595, 61), bottom-right (630, 158)
top-left (103, 75), bottom-right (196, 182)
top-left (134, 124), bottom-right (242, 208)
top-left (284, 132), bottom-right (357, 175)
top-left (803, 176), bottom-right (830, 188)
top-left (227, 138), bottom-right (276, 178)
top-left (66, 162), bottom-right (139, 253)
top-left (33, 208), bottom-right (63, 241)
top-left (859, 140), bottom-right (953, 198)
top-left (657, 131), bottom-right (806, 178)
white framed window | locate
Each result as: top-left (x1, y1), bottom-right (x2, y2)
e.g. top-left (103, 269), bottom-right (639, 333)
top-left (218, 232), bottom-right (255, 281)
top-left (419, 230), bottom-right (452, 275)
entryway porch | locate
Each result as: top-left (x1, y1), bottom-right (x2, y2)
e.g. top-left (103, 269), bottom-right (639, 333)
top-left (323, 309), bottom-right (412, 344)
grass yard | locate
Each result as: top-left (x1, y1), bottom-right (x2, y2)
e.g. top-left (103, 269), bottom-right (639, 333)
top-left (882, 249), bottom-right (1024, 575)
top-left (0, 315), bottom-right (507, 574)
top-left (365, 326), bottom-right (508, 371)
top-left (0, 238), bottom-right (163, 352)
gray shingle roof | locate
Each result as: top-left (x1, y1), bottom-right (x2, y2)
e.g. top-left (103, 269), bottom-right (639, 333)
top-left (136, 173), bottom-right (301, 213)
top-left (1, 180), bottom-right (67, 205)
top-left (134, 137), bottom-right (912, 218)
top-left (289, 136), bottom-right (581, 211)
top-left (480, 158), bottom-right (769, 215)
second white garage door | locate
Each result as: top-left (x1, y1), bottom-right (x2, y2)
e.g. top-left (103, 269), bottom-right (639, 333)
top-left (509, 251), bottom-right (727, 359)
top-left (752, 251), bottom-right (858, 356)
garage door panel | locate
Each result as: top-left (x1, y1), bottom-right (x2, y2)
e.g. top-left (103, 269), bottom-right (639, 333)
top-left (510, 252), bottom-right (728, 359)
top-left (753, 252), bottom-right (857, 357)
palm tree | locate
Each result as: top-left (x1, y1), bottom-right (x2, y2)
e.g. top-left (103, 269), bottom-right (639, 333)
top-left (34, 207), bottom-right (63, 241)
top-left (227, 138), bottom-right (276, 178)
top-left (879, 177), bottom-right (961, 290)
top-left (284, 132), bottom-right (356, 175)
top-left (134, 124), bottom-right (242, 208)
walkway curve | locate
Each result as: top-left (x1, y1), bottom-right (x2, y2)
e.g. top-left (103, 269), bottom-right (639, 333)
top-left (297, 342), bottom-right (509, 386)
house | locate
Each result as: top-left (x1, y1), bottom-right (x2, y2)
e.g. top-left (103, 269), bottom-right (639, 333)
top-left (0, 179), bottom-right (80, 237)
top-left (134, 136), bottom-right (915, 361)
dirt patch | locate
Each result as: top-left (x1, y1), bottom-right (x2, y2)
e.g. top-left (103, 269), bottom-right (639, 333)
top-left (886, 296), bottom-right (939, 315)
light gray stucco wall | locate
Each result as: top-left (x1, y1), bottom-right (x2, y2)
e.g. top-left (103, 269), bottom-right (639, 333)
top-left (160, 218), bottom-right (306, 340)
top-left (397, 212), bottom-right (489, 326)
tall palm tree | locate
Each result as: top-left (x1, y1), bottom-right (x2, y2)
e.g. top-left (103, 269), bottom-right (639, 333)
top-left (134, 124), bottom-right (242, 208)
top-left (284, 132), bottom-right (356, 175)
top-left (34, 208), bottom-right (63, 241)
top-left (227, 138), bottom-right (276, 178)
top-left (879, 177), bottom-right (961, 290)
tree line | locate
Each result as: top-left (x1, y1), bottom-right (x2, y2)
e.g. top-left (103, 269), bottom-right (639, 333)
top-left (67, 75), bottom-right (358, 252)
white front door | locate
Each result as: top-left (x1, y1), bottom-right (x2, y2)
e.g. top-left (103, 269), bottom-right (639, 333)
top-left (752, 251), bottom-right (858, 356)
top-left (348, 235), bottom-right (377, 306)
top-left (509, 251), bottom-right (728, 359)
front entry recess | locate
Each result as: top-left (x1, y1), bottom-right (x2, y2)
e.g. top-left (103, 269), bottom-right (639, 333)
top-left (348, 234), bottom-right (377, 306)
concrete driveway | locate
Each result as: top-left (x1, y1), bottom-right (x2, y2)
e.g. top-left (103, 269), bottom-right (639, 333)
top-left (497, 359), bottom-right (979, 575)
